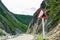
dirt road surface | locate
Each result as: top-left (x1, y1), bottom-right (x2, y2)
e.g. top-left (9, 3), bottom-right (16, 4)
top-left (7, 34), bottom-right (35, 40)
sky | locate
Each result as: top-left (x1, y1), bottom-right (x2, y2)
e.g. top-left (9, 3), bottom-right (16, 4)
top-left (2, 0), bottom-right (43, 16)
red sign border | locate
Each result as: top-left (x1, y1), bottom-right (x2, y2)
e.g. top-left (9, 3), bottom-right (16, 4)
top-left (37, 8), bottom-right (48, 18)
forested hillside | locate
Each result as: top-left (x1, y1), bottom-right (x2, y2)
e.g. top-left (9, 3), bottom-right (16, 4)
top-left (0, 0), bottom-right (32, 35)
top-left (13, 14), bottom-right (32, 25)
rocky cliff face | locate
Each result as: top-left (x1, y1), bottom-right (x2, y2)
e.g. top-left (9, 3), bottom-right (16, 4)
top-left (47, 23), bottom-right (60, 40)
top-left (27, 0), bottom-right (60, 34)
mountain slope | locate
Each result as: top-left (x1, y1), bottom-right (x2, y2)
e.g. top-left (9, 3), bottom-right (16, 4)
top-left (0, 0), bottom-right (32, 35)
top-left (13, 14), bottom-right (32, 25)
top-left (27, 0), bottom-right (60, 34)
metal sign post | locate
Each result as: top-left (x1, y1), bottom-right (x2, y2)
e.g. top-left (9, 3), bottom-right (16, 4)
top-left (37, 8), bottom-right (48, 40)
top-left (42, 18), bottom-right (45, 40)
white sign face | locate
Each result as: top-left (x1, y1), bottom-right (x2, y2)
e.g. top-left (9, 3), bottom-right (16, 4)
top-left (38, 10), bottom-right (43, 17)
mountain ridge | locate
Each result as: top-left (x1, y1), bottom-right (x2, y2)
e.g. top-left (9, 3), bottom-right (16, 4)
top-left (0, 1), bottom-right (32, 35)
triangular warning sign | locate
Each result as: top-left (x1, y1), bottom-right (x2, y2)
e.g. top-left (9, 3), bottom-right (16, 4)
top-left (37, 8), bottom-right (48, 18)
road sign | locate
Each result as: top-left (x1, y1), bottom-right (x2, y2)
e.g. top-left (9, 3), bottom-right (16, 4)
top-left (37, 8), bottom-right (48, 18)
top-left (37, 8), bottom-right (48, 40)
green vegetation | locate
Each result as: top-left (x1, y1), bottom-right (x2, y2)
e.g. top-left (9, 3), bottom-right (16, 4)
top-left (0, 31), bottom-right (5, 35)
top-left (0, 1), bottom-right (32, 35)
top-left (44, 0), bottom-right (60, 32)
top-left (32, 0), bottom-right (60, 40)
top-left (37, 34), bottom-right (43, 40)
top-left (0, 1), bottom-right (60, 40)
top-left (13, 14), bottom-right (32, 25)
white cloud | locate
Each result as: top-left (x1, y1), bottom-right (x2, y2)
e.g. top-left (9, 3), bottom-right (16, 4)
top-left (1, 0), bottom-right (43, 15)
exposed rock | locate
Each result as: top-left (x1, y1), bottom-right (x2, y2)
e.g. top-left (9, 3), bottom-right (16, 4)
top-left (47, 23), bottom-right (60, 40)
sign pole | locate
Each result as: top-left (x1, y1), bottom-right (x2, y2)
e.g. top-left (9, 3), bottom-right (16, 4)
top-left (42, 18), bottom-right (45, 40)
top-left (37, 8), bottom-right (48, 40)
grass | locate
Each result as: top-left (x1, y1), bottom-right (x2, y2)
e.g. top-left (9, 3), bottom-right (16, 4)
top-left (0, 31), bottom-right (5, 35)
top-left (37, 34), bottom-right (43, 40)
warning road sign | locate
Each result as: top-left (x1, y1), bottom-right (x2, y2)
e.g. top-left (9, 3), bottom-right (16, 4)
top-left (37, 8), bottom-right (48, 18)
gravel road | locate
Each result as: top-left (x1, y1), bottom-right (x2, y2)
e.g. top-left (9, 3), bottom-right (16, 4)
top-left (7, 34), bottom-right (36, 40)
